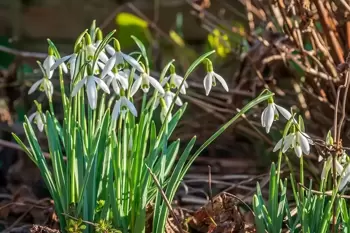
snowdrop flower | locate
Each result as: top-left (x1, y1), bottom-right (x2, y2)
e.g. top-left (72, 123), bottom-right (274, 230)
top-left (273, 130), bottom-right (312, 158)
top-left (71, 65), bottom-right (110, 109)
top-left (162, 66), bottom-right (188, 94)
top-left (85, 34), bottom-right (108, 63)
top-left (112, 96), bottom-right (137, 121)
top-left (321, 157), bottom-right (344, 180)
top-left (103, 68), bottom-right (129, 95)
top-left (130, 71), bottom-right (165, 96)
top-left (28, 62), bottom-right (54, 100)
top-left (160, 104), bottom-right (171, 123)
top-left (51, 53), bottom-right (77, 80)
top-left (163, 90), bottom-right (183, 107)
top-left (102, 40), bottom-right (144, 75)
top-left (28, 111), bottom-right (46, 132)
top-left (154, 89), bottom-right (183, 109)
top-left (261, 101), bottom-right (292, 133)
top-left (203, 59), bottom-right (228, 96)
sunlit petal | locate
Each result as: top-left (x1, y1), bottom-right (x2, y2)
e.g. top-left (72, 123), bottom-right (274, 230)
top-left (203, 73), bottom-right (212, 96)
top-left (275, 105), bottom-right (291, 120)
top-left (264, 104), bottom-right (275, 133)
top-left (101, 55), bottom-right (116, 78)
top-left (148, 76), bottom-right (165, 95)
top-left (273, 138), bottom-right (283, 152)
top-left (298, 132), bottom-right (310, 155)
top-left (51, 55), bottom-right (71, 71)
top-left (214, 72), bottom-right (229, 92)
top-left (121, 53), bottom-right (144, 73)
top-left (93, 77), bottom-right (110, 94)
top-left (130, 77), bottom-right (142, 96)
top-left (294, 145), bottom-right (302, 158)
top-left (28, 79), bottom-right (44, 94)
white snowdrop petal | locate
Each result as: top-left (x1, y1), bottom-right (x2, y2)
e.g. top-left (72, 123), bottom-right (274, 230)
top-left (261, 107), bottom-right (267, 127)
top-left (124, 97), bottom-right (138, 117)
top-left (130, 76), bottom-right (142, 96)
top-left (175, 96), bottom-right (183, 106)
top-left (203, 74), bottom-right (212, 96)
top-left (93, 77), bottom-right (110, 94)
top-left (214, 72), bottom-right (229, 92)
top-left (272, 138), bottom-right (283, 152)
top-left (294, 145), bottom-right (302, 158)
top-left (180, 85), bottom-right (187, 94)
top-left (275, 105), bottom-right (291, 120)
top-left (282, 134), bottom-right (294, 153)
top-left (51, 55), bottom-right (71, 71)
top-left (105, 44), bottom-right (116, 56)
top-left (336, 160), bottom-right (344, 175)
top-left (117, 73), bottom-right (129, 89)
top-left (71, 78), bottom-right (86, 97)
top-left (161, 76), bottom-right (170, 87)
top-left (112, 100), bottom-right (121, 121)
top-left (28, 112), bottom-right (37, 122)
top-left (69, 57), bottom-right (77, 80)
top-left (60, 62), bottom-right (68, 74)
top-left (101, 55), bottom-right (117, 79)
top-left (43, 55), bottom-right (55, 79)
top-left (121, 53), bottom-right (144, 73)
top-left (37, 116), bottom-right (45, 132)
top-left (28, 79), bottom-right (44, 94)
top-left (86, 78), bottom-right (97, 109)
top-left (98, 51), bottom-right (109, 63)
top-left (298, 132), bottom-right (310, 155)
top-left (148, 76), bottom-right (165, 95)
top-left (339, 171), bottom-right (350, 191)
top-left (264, 104), bottom-right (275, 133)
top-left (112, 80), bottom-right (120, 95)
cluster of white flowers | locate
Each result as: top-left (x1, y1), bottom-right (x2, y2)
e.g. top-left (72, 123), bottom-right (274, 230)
top-left (27, 28), bottom-right (229, 130)
top-left (261, 97), bottom-right (350, 191)
top-left (261, 98), bottom-right (312, 158)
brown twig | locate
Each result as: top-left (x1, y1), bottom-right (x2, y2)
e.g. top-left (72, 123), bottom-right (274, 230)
top-left (146, 166), bottom-right (185, 233)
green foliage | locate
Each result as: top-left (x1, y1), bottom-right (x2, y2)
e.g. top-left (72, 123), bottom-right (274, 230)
top-left (13, 21), bottom-right (273, 233)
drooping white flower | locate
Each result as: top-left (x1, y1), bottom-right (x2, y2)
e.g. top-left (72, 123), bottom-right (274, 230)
top-left (203, 71), bottom-right (229, 96)
top-left (130, 72), bottom-right (165, 96)
top-left (261, 103), bottom-right (292, 133)
top-left (154, 90), bottom-right (183, 110)
top-left (51, 53), bottom-right (77, 80)
top-left (43, 55), bottom-right (56, 79)
top-left (273, 131), bottom-right (312, 157)
top-left (28, 77), bottom-right (54, 101)
top-left (112, 96), bottom-right (137, 121)
top-left (84, 33), bottom-right (109, 64)
top-left (160, 104), bottom-right (171, 123)
top-left (28, 111), bottom-right (46, 132)
top-left (164, 90), bottom-right (183, 107)
top-left (71, 74), bottom-right (110, 109)
top-left (321, 157), bottom-right (344, 180)
top-left (103, 69), bottom-right (129, 95)
top-left (102, 50), bottom-right (144, 76)
top-left (30, 78), bottom-right (53, 98)
top-left (162, 73), bottom-right (188, 94)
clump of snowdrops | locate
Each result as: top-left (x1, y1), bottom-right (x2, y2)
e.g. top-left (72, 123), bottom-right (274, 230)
top-left (13, 21), bottom-right (274, 233)
top-left (255, 95), bottom-right (350, 233)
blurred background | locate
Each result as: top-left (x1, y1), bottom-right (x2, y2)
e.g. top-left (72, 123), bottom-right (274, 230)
top-left (0, 0), bottom-right (349, 231)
